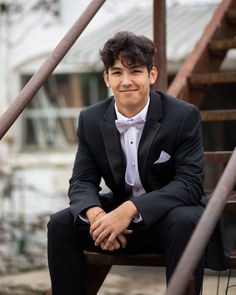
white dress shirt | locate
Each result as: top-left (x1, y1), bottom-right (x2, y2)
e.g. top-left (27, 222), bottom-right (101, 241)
top-left (115, 99), bottom-right (150, 222)
top-left (114, 100), bottom-right (149, 198)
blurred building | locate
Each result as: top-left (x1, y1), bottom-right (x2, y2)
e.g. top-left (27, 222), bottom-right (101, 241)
top-left (0, 0), bottom-right (235, 211)
top-left (2, 0), bottom-right (233, 151)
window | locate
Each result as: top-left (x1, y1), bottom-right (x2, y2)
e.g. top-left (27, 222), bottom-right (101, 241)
top-left (21, 72), bottom-right (107, 148)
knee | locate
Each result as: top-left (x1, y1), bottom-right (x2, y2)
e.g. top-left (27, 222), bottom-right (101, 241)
top-left (47, 208), bottom-right (72, 235)
top-left (167, 206), bottom-right (203, 235)
top-left (47, 212), bottom-right (60, 231)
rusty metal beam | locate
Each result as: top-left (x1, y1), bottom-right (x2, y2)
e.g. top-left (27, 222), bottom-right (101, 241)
top-left (165, 147), bottom-right (236, 295)
top-left (153, 0), bottom-right (167, 92)
top-left (0, 0), bottom-right (106, 140)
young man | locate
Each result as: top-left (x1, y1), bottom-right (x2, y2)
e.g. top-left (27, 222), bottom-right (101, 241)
top-left (47, 31), bottom-right (228, 295)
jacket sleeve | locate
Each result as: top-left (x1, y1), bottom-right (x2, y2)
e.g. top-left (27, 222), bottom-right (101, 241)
top-left (68, 110), bottom-right (102, 223)
top-left (132, 105), bottom-right (205, 228)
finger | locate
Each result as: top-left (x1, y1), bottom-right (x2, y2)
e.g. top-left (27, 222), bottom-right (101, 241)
top-left (106, 232), bottom-right (117, 245)
top-left (123, 229), bottom-right (133, 235)
top-left (94, 230), bottom-right (109, 246)
top-left (110, 238), bottom-right (120, 250)
top-left (89, 220), bottom-right (101, 235)
top-left (117, 234), bottom-right (127, 248)
top-left (104, 238), bottom-right (119, 251)
top-left (101, 240), bottom-right (112, 250)
top-left (90, 215), bottom-right (107, 235)
top-left (92, 225), bottom-right (106, 241)
top-left (107, 244), bottom-right (115, 251)
top-left (101, 237), bottom-right (116, 250)
top-left (101, 240), bottom-right (115, 251)
top-left (100, 241), bottom-right (106, 248)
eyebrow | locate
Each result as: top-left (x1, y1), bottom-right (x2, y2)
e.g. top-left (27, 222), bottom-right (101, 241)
top-left (110, 67), bottom-right (122, 71)
top-left (110, 65), bottom-right (143, 71)
top-left (130, 65), bottom-right (143, 69)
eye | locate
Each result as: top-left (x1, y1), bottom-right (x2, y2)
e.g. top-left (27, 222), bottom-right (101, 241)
top-left (111, 71), bottom-right (121, 76)
top-left (132, 69), bottom-right (142, 74)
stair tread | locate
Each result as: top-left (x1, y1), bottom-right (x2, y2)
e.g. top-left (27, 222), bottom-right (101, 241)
top-left (201, 109), bottom-right (236, 121)
top-left (230, 249), bottom-right (236, 256)
top-left (190, 72), bottom-right (236, 85)
top-left (209, 38), bottom-right (236, 51)
top-left (224, 194), bottom-right (236, 214)
top-left (204, 151), bottom-right (232, 163)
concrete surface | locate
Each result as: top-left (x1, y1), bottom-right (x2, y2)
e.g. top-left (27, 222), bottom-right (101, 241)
top-left (0, 267), bottom-right (235, 295)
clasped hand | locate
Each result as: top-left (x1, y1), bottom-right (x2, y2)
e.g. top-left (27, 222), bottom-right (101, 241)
top-left (89, 202), bottom-right (137, 251)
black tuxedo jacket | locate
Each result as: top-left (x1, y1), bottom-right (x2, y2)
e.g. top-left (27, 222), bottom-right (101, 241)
top-left (69, 91), bottom-right (204, 225)
top-left (68, 90), bottom-right (229, 270)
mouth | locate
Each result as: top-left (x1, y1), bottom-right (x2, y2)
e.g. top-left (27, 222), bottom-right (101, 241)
top-left (119, 89), bottom-right (138, 93)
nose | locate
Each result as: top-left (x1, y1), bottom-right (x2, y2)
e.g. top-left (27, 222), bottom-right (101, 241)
top-left (121, 73), bottom-right (132, 87)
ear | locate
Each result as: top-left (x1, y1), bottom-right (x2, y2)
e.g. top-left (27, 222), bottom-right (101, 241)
top-left (103, 71), bottom-right (110, 87)
top-left (149, 67), bottom-right (158, 85)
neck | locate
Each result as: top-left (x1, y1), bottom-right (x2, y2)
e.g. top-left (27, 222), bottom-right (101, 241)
top-left (118, 108), bottom-right (142, 118)
top-left (116, 99), bottom-right (149, 118)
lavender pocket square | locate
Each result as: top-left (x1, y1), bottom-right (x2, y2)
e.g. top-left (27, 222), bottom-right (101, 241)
top-left (154, 151), bottom-right (171, 164)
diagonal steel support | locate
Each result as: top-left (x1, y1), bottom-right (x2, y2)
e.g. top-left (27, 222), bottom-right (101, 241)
top-left (165, 147), bottom-right (236, 295)
top-left (0, 0), bottom-right (106, 140)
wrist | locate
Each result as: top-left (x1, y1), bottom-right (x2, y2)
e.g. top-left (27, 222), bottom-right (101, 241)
top-left (121, 201), bottom-right (139, 220)
top-left (91, 210), bottom-right (105, 224)
top-left (86, 207), bottom-right (104, 223)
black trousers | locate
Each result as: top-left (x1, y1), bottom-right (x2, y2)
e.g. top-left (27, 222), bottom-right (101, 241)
top-left (47, 205), bottom-right (205, 295)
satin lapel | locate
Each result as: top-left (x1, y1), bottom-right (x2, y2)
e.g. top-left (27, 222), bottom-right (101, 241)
top-left (100, 100), bottom-right (125, 186)
top-left (138, 91), bottom-right (163, 184)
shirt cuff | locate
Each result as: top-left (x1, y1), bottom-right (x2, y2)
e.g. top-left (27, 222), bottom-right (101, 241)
top-left (132, 213), bottom-right (143, 223)
top-left (80, 212), bottom-right (143, 223)
top-left (79, 214), bottom-right (90, 224)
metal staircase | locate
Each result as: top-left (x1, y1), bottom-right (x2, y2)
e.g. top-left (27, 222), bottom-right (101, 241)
top-left (167, 1), bottom-right (236, 280)
top-left (168, 0), bottom-right (236, 198)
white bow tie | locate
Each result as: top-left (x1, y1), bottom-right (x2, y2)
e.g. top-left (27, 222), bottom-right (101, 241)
top-left (115, 118), bottom-right (145, 134)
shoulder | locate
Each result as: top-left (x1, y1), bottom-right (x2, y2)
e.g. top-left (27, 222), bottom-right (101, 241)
top-left (151, 90), bottom-right (200, 120)
top-left (149, 91), bottom-right (200, 127)
top-left (160, 92), bottom-right (201, 133)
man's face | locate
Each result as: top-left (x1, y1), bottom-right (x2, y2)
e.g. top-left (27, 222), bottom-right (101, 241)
top-left (104, 59), bottom-right (158, 117)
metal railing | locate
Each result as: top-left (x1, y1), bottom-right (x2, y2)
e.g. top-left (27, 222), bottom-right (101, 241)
top-left (165, 147), bottom-right (236, 295)
top-left (0, 0), bottom-right (106, 140)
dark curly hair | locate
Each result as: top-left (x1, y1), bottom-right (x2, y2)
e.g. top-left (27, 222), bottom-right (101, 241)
top-left (100, 31), bottom-right (156, 72)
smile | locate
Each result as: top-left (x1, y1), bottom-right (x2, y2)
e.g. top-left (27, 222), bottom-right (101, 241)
top-left (119, 89), bottom-right (138, 92)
